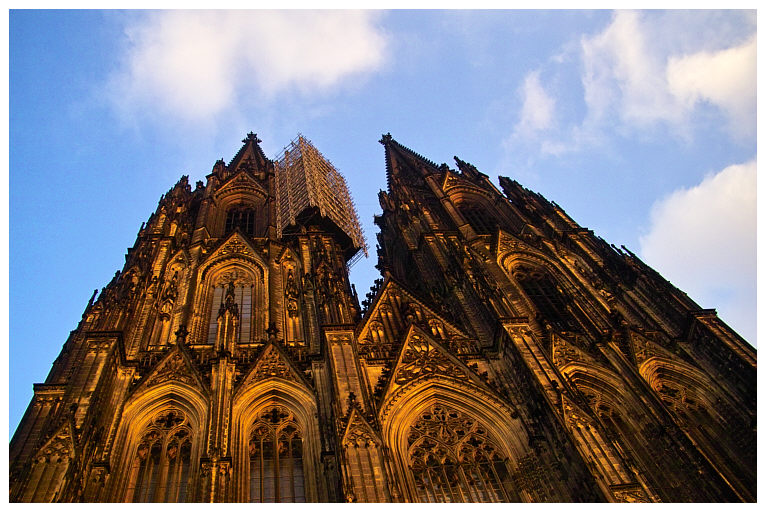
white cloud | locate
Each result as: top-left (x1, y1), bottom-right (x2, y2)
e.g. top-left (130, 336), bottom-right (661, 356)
top-left (513, 70), bottom-right (556, 137)
top-left (578, 10), bottom-right (756, 140)
top-left (639, 160), bottom-right (756, 343)
top-left (580, 11), bottom-right (683, 130)
top-left (667, 35), bottom-right (756, 138)
top-left (512, 11), bottom-right (756, 157)
top-left (107, 11), bottom-right (388, 122)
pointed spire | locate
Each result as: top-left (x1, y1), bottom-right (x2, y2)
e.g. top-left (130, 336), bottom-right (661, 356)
top-left (227, 131), bottom-right (270, 175)
top-left (454, 155), bottom-right (487, 180)
top-left (378, 133), bottom-right (441, 196)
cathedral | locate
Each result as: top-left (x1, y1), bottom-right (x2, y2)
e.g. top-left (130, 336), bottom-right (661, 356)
top-left (10, 132), bottom-right (756, 503)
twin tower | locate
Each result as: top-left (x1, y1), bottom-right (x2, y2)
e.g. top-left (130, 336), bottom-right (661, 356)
top-left (10, 132), bottom-right (756, 502)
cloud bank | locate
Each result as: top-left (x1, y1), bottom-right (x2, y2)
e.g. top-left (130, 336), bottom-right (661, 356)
top-left (510, 11), bottom-right (756, 150)
top-left (639, 160), bottom-right (756, 343)
top-left (107, 11), bottom-right (388, 122)
top-left (581, 11), bottom-right (756, 140)
top-left (667, 35), bottom-right (756, 139)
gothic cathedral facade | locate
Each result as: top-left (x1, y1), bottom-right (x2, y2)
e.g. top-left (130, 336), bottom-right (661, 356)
top-left (10, 133), bottom-right (756, 502)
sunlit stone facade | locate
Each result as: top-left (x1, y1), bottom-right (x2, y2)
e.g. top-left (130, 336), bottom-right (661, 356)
top-left (10, 133), bottom-right (756, 502)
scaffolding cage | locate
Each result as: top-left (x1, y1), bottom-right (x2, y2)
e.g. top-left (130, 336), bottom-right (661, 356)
top-left (275, 135), bottom-right (368, 262)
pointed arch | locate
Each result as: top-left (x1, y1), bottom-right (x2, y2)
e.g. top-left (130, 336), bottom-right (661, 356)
top-left (211, 171), bottom-right (269, 238)
top-left (193, 245), bottom-right (269, 346)
top-left (441, 177), bottom-right (517, 235)
top-left (230, 377), bottom-right (321, 502)
top-left (109, 382), bottom-right (209, 502)
top-left (639, 356), bottom-right (756, 500)
top-left (128, 346), bottom-right (209, 400)
top-left (500, 251), bottom-right (603, 336)
top-left (380, 378), bottom-right (527, 502)
top-left (560, 360), bottom-right (706, 502)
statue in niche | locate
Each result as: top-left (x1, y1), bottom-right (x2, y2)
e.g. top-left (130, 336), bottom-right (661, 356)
top-left (285, 268), bottom-right (300, 317)
top-left (162, 271), bottom-right (179, 302)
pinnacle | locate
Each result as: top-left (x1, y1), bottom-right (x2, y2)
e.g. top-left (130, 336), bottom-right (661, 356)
top-left (242, 131), bottom-right (262, 144)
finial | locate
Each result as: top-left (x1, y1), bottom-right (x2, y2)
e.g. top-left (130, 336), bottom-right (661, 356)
top-left (243, 132), bottom-right (262, 144)
top-left (454, 156), bottom-right (477, 174)
top-left (379, 132), bottom-right (393, 144)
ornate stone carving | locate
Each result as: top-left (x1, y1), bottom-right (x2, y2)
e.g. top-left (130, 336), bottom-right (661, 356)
top-left (35, 425), bottom-right (73, 464)
top-left (239, 344), bottom-right (298, 390)
top-left (342, 410), bottom-right (378, 448)
top-left (285, 268), bottom-right (300, 317)
top-left (406, 403), bottom-right (511, 502)
top-left (11, 132), bottom-right (756, 504)
top-left (144, 351), bottom-right (196, 389)
top-left (393, 332), bottom-right (469, 386)
top-left (219, 238), bottom-right (249, 256)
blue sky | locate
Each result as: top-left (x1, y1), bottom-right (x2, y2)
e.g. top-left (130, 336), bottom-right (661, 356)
top-left (8, 9), bottom-right (756, 436)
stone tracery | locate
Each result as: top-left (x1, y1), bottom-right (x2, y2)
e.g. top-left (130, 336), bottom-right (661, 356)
top-left (125, 409), bottom-right (193, 503)
top-left (247, 405), bottom-right (305, 503)
top-left (9, 132), bottom-right (755, 503)
top-left (406, 404), bottom-right (511, 503)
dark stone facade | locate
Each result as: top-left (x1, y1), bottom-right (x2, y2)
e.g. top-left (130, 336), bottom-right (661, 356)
top-left (10, 133), bottom-right (756, 502)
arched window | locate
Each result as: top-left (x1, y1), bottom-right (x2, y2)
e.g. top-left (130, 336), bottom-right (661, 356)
top-left (407, 404), bottom-right (512, 503)
top-left (514, 267), bottom-right (578, 332)
top-left (248, 405), bottom-right (305, 503)
top-left (649, 369), bottom-right (756, 498)
top-left (225, 208), bottom-right (256, 236)
top-left (125, 410), bottom-right (192, 503)
top-left (206, 271), bottom-right (254, 345)
top-left (458, 205), bottom-right (498, 235)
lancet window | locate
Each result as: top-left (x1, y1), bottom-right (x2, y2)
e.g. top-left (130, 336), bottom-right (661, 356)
top-left (248, 405), bottom-right (305, 503)
top-left (651, 373), bottom-right (755, 491)
top-left (407, 404), bottom-right (512, 503)
top-left (458, 205), bottom-right (498, 235)
top-left (225, 208), bottom-right (256, 236)
top-left (206, 271), bottom-right (254, 345)
top-left (125, 410), bottom-right (192, 503)
top-left (515, 267), bottom-right (578, 332)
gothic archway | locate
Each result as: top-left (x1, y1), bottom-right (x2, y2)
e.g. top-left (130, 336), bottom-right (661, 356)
top-left (246, 405), bottom-right (305, 502)
top-left (124, 409), bottom-right (193, 502)
top-left (110, 382), bottom-right (208, 502)
top-left (639, 357), bottom-right (756, 500)
top-left (380, 380), bottom-right (527, 502)
top-left (194, 261), bottom-right (266, 346)
top-left (231, 379), bottom-right (321, 502)
top-left (406, 403), bottom-right (513, 502)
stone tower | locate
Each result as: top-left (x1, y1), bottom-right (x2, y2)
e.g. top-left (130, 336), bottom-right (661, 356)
top-left (10, 133), bottom-right (756, 503)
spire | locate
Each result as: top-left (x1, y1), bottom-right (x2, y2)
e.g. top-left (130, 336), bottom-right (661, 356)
top-left (227, 131), bottom-right (271, 176)
top-left (453, 155), bottom-right (487, 180)
top-left (378, 133), bottom-right (442, 193)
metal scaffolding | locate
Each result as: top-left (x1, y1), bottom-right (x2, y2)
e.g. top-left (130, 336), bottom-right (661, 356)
top-left (275, 135), bottom-right (368, 260)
